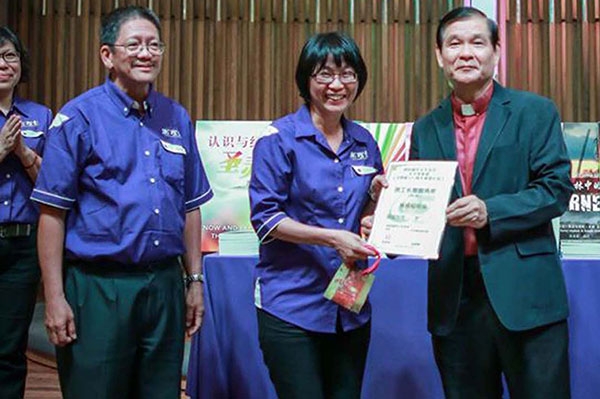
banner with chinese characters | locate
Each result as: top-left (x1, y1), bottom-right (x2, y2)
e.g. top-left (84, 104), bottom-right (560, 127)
top-left (195, 120), bottom-right (412, 252)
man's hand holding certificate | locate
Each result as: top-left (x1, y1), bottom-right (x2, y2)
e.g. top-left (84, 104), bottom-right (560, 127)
top-left (367, 161), bottom-right (458, 259)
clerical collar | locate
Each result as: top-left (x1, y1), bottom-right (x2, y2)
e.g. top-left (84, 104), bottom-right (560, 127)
top-left (451, 82), bottom-right (494, 116)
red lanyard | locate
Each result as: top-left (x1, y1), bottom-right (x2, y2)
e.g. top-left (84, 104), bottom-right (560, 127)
top-left (361, 244), bottom-right (381, 276)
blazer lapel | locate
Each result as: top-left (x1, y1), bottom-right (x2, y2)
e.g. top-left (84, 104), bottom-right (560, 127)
top-left (472, 82), bottom-right (511, 189)
top-left (432, 98), bottom-right (463, 198)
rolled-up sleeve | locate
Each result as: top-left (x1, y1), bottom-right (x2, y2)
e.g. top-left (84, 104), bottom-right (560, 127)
top-left (184, 117), bottom-right (213, 212)
top-left (31, 113), bottom-right (88, 210)
top-left (249, 130), bottom-right (291, 243)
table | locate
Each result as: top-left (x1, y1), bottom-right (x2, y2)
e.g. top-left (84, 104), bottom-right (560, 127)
top-left (186, 255), bottom-right (600, 398)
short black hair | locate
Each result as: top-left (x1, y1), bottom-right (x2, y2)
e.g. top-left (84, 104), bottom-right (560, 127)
top-left (101, 6), bottom-right (161, 46)
top-left (0, 26), bottom-right (29, 84)
top-left (436, 7), bottom-right (499, 49)
top-left (295, 32), bottom-right (368, 104)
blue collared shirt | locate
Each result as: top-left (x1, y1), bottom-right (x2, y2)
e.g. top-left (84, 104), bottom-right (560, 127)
top-left (249, 105), bottom-right (383, 333)
top-left (0, 97), bottom-right (52, 224)
top-left (32, 79), bottom-right (213, 265)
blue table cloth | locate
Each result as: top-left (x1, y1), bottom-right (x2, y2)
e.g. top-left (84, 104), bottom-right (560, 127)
top-left (186, 255), bottom-right (599, 398)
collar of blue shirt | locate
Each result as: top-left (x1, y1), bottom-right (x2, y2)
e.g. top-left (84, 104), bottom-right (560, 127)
top-left (292, 104), bottom-right (369, 144)
top-left (103, 78), bottom-right (156, 117)
top-left (2, 96), bottom-right (30, 118)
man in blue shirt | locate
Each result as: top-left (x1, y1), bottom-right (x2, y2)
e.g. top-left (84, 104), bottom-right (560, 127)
top-left (31, 6), bottom-right (212, 399)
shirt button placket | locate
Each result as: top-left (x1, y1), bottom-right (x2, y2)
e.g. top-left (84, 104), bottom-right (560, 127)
top-left (140, 121), bottom-right (162, 238)
top-left (337, 157), bottom-right (346, 226)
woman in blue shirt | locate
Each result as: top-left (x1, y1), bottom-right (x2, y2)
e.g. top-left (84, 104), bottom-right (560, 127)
top-left (0, 27), bottom-right (52, 399)
top-left (249, 32), bottom-right (383, 399)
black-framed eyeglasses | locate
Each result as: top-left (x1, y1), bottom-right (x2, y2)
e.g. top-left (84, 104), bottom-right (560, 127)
top-left (0, 51), bottom-right (20, 64)
top-left (312, 70), bottom-right (358, 85)
top-left (110, 41), bottom-right (166, 56)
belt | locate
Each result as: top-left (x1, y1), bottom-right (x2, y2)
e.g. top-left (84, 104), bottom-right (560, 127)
top-left (65, 256), bottom-right (180, 274)
top-left (0, 223), bottom-right (33, 238)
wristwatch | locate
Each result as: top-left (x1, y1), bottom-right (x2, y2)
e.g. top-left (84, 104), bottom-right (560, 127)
top-left (185, 273), bottom-right (204, 285)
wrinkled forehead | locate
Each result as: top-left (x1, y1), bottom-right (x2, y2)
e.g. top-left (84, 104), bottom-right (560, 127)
top-left (441, 16), bottom-right (492, 43)
top-left (116, 17), bottom-right (160, 42)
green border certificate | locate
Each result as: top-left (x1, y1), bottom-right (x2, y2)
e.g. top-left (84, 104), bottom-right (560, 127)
top-left (368, 161), bottom-right (458, 259)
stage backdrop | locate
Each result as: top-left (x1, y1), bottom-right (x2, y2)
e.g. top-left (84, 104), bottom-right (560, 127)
top-left (195, 121), bottom-right (412, 252)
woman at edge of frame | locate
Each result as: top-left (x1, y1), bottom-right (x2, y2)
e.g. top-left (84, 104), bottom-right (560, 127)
top-left (0, 26), bottom-right (51, 399)
top-left (249, 31), bottom-right (386, 398)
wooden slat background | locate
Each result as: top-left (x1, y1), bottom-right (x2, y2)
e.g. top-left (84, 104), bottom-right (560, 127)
top-left (6, 0), bottom-right (600, 123)
top-left (503, 0), bottom-right (600, 121)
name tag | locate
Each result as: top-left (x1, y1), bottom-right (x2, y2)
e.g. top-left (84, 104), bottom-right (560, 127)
top-left (21, 129), bottom-right (44, 138)
top-left (352, 165), bottom-right (378, 176)
top-left (160, 140), bottom-right (187, 155)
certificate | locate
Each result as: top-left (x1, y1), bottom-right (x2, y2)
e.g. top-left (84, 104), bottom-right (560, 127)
top-left (368, 161), bottom-right (458, 259)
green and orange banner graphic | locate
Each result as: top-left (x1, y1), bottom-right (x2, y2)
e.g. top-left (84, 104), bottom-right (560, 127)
top-left (195, 120), bottom-right (412, 252)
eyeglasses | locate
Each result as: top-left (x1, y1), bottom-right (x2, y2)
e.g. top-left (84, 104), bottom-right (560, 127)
top-left (110, 41), bottom-right (166, 56)
top-left (312, 70), bottom-right (358, 85)
top-left (0, 51), bottom-right (20, 64)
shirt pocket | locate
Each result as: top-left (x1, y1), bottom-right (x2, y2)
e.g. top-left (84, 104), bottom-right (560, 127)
top-left (159, 139), bottom-right (186, 189)
top-left (22, 130), bottom-right (45, 154)
top-left (79, 201), bottom-right (119, 240)
top-left (515, 235), bottom-right (557, 257)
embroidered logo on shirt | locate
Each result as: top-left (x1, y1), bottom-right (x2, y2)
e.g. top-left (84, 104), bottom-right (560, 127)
top-left (49, 113), bottom-right (70, 129)
top-left (160, 139), bottom-right (187, 155)
top-left (22, 120), bottom-right (39, 128)
top-left (350, 150), bottom-right (368, 161)
top-left (161, 128), bottom-right (181, 138)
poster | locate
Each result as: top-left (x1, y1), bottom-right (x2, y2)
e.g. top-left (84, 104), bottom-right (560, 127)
top-left (196, 121), bottom-right (413, 252)
top-left (560, 122), bottom-right (600, 257)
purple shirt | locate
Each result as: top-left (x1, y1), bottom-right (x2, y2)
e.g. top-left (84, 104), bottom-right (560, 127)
top-left (0, 97), bottom-right (52, 224)
top-left (32, 79), bottom-right (212, 265)
top-left (249, 105), bottom-right (383, 333)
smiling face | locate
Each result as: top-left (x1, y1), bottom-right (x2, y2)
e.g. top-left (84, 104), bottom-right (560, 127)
top-left (100, 17), bottom-right (162, 95)
top-left (0, 41), bottom-right (21, 94)
top-left (308, 54), bottom-right (358, 118)
top-left (436, 16), bottom-right (499, 91)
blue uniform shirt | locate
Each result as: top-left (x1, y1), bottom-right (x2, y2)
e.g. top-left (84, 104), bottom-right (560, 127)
top-left (31, 79), bottom-right (213, 265)
top-left (249, 105), bottom-right (383, 333)
top-left (0, 97), bottom-right (52, 224)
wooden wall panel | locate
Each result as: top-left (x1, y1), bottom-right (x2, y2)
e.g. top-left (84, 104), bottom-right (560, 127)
top-left (5, 0), bottom-right (599, 123)
top-left (503, 0), bottom-right (600, 121)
